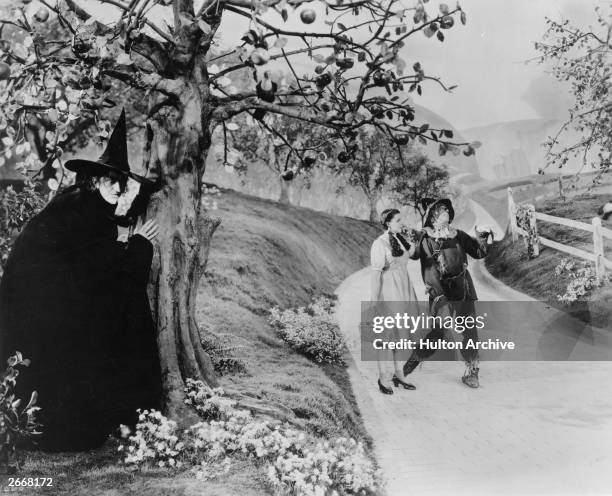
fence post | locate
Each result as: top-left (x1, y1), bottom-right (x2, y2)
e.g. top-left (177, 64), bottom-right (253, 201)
top-left (592, 216), bottom-right (604, 281)
top-left (526, 204), bottom-right (540, 258)
top-left (507, 187), bottom-right (518, 242)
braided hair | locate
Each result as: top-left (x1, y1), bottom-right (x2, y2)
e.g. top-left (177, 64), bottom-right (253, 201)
top-left (380, 208), bottom-right (411, 257)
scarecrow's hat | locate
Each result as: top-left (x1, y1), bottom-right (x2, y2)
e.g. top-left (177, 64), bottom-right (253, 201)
top-left (65, 109), bottom-right (153, 185)
top-left (422, 197), bottom-right (455, 228)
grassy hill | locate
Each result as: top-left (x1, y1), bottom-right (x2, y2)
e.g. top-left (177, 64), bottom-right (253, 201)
top-left (19, 187), bottom-right (380, 495)
top-left (486, 193), bottom-right (612, 329)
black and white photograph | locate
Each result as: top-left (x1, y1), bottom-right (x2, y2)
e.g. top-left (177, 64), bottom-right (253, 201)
top-left (0, 0), bottom-right (611, 494)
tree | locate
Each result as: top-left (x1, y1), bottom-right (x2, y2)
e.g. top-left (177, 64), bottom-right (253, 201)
top-left (388, 150), bottom-right (449, 223)
top-left (328, 128), bottom-right (401, 222)
top-left (228, 111), bottom-right (334, 204)
top-left (0, 0), bottom-right (474, 422)
top-left (535, 5), bottom-right (612, 178)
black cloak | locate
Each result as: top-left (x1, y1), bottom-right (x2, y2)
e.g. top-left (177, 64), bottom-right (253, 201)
top-left (0, 186), bottom-right (162, 451)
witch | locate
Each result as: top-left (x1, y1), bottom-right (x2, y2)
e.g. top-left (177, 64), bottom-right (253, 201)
top-left (0, 110), bottom-right (162, 451)
top-left (402, 198), bottom-right (492, 388)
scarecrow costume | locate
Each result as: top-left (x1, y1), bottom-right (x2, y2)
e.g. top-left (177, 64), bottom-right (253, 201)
top-left (403, 198), bottom-right (492, 388)
top-left (0, 111), bottom-right (162, 451)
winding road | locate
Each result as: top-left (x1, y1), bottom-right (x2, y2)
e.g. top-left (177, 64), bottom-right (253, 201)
top-left (334, 199), bottom-right (612, 496)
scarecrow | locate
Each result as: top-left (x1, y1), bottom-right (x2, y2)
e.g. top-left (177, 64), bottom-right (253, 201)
top-left (404, 198), bottom-right (493, 388)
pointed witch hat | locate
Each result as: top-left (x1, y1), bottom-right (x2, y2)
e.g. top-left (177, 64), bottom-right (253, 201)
top-left (422, 197), bottom-right (455, 228)
top-left (65, 109), bottom-right (154, 185)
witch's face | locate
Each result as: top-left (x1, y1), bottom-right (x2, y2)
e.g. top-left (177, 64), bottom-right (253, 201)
top-left (95, 176), bottom-right (122, 205)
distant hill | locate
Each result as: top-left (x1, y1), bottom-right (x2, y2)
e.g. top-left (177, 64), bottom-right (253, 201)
top-left (461, 118), bottom-right (590, 179)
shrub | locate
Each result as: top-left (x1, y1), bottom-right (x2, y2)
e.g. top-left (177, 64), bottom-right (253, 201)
top-left (554, 258), bottom-right (609, 303)
top-left (0, 352), bottom-right (41, 473)
top-left (118, 379), bottom-right (382, 495)
top-left (268, 297), bottom-right (346, 365)
top-left (0, 182), bottom-right (46, 276)
top-left (118, 409), bottom-right (186, 469)
top-left (199, 332), bottom-right (247, 376)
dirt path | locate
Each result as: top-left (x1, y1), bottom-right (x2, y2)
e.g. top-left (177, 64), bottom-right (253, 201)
top-left (334, 202), bottom-right (612, 496)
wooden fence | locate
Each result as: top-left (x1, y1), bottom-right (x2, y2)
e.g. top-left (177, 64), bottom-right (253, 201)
top-left (507, 187), bottom-right (612, 280)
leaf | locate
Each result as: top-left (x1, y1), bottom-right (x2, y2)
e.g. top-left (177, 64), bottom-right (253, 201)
top-left (419, 123), bottom-right (430, 133)
top-left (273, 37), bottom-right (288, 49)
top-left (461, 11), bottom-right (467, 25)
top-left (281, 8), bottom-right (288, 22)
top-left (470, 140), bottom-right (482, 149)
top-left (358, 52), bottom-right (366, 62)
top-left (443, 129), bottom-right (454, 139)
top-left (423, 26), bottom-right (434, 38)
top-left (418, 135), bottom-right (427, 145)
top-left (437, 30), bottom-right (445, 42)
top-left (338, 22), bottom-right (347, 31)
top-left (439, 3), bottom-right (449, 15)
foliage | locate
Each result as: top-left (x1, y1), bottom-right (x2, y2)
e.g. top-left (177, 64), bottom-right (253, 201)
top-left (0, 353), bottom-right (42, 473)
top-left (535, 5), bottom-right (612, 177)
top-left (199, 332), bottom-right (247, 376)
top-left (119, 379), bottom-right (381, 495)
top-left (268, 297), bottom-right (346, 365)
top-left (226, 111), bottom-right (334, 183)
top-left (554, 258), bottom-right (609, 303)
top-left (0, 182), bottom-right (46, 276)
top-left (0, 0), bottom-right (475, 189)
top-left (387, 148), bottom-right (449, 220)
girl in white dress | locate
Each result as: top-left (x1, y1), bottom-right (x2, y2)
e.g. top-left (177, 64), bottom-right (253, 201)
top-left (370, 208), bottom-right (419, 394)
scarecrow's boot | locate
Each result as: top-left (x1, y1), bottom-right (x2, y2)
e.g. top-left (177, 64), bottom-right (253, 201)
top-left (462, 362), bottom-right (480, 388)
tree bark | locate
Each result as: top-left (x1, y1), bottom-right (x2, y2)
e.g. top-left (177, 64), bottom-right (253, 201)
top-left (368, 190), bottom-right (380, 223)
top-left (143, 86), bottom-right (220, 427)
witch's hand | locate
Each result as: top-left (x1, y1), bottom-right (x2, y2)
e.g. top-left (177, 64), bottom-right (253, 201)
top-left (134, 220), bottom-right (160, 242)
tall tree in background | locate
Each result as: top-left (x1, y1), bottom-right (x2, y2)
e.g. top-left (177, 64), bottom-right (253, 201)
top-left (536, 5), bottom-right (612, 178)
top-left (0, 0), bottom-right (475, 420)
top-left (226, 111), bottom-right (333, 204)
top-left (329, 128), bottom-right (401, 222)
top-left (389, 151), bottom-right (449, 222)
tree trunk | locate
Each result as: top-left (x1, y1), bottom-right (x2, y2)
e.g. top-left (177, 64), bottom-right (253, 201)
top-left (368, 191), bottom-right (380, 223)
top-left (143, 88), bottom-right (220, 426)
top-left (279, 177), bottom-right (290, 204)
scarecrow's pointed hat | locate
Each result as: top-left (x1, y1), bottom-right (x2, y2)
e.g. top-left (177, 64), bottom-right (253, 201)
top-left (65, 109), bottom-right (153, 184)
top-left (422, 197), bottom-right (455, 228)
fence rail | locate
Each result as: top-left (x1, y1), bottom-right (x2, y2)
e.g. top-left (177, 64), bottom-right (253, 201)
top-left (508, 187), bottom-right (611, 280)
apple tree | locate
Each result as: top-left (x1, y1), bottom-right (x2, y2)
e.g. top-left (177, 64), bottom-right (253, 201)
top-left (535, 5), bottom-right (612, 178)
top-left (0, 0), bottom-right (473, 421)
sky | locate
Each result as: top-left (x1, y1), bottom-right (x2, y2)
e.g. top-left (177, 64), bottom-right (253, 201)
top-left (2, 0), bottom-right (606, 130)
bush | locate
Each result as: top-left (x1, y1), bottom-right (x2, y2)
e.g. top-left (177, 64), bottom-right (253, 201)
top-left (268, 297), bottom-right (346, 365)
top-left (118, 379), bottom-right (382, 495)
top-left (554, 258), bottom-right (609, 303)
top-left (199, 332), bottom-right (247, 376)
top-left (0, 352), bottom-right (42, 473)
top-left (0, 182), bottom-right (46, 276)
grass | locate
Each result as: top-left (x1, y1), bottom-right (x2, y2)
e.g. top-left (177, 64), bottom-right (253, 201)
top-left (7, 187), bottom-right (380, 495)
top-left (486, 193), bottom-right (612, 329)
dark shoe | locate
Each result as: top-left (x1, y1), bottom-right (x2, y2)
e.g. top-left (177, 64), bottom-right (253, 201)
top-left (392, 375), bottom-right (416, 390)
top-left (462, 365), bottom-right (480, 388)
top-left (378, 379), bottom-right (394, 395)
top-left (403, 354), bottom-right (421, 376)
